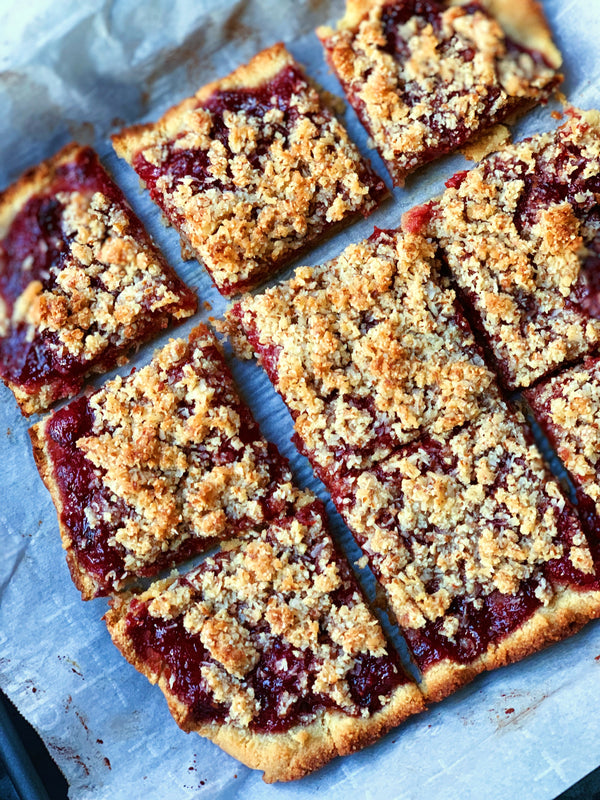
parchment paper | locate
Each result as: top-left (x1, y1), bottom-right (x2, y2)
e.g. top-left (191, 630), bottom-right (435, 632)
top-left (1, 1), bottom-right (600, 798)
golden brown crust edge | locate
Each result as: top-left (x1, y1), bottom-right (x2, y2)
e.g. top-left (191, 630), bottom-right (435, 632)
top-left (420, 587), bottom-right (600, 703)
top-left (112, 43), bottom-right (294, 164)
top-left (480, 0), bottom-right (562, 68)
top-left (105, 598), bottom-right (424, 783)
top-left (29, 418), bottom-right (101, 600)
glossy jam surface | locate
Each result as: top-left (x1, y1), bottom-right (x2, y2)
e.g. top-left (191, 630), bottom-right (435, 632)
top-left (404, 581), bottom-right (541, 671)
top-left (125, 520), bottom-right (406, 733)
top-left (0, 148), bottom-right (193, 399)
top-left (45, 344), bottom-right (293, 594)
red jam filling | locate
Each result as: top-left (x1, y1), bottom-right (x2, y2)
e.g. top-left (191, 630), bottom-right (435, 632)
top-left (0, 147), bottom-right (194, 400)
top-left (45, 344), bottom-right (293, 595)
top-left (125, 510), bottom-right (406, 732)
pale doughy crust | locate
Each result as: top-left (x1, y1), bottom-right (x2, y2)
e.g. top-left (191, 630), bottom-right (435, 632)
top-left (105, 589), bottom-right (424, 783)
top-left (29, 419), bottom-right (101, 599)
top-left (420, 587), bottom-right (600, 702)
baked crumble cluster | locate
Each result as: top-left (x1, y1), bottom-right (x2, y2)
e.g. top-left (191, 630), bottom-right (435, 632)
top-left (0, 143), bottom-right (196, 416)
top-left (30, 325), bottom-right (296, 599)
top-left (409, 109), bottom-right (600, 390)
top-left (106, 497), bottom-right (422, 783)
top-left (317, 0), bottom-right (562, 185)
top-left (112, 43), bottom-right (387, 297)
top-left (526, 357), bottom-right (600, 538)
top-left (228, 227), bottom-right (600, 699)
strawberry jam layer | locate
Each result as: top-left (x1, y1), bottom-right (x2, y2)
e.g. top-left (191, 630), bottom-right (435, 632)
top-left (132, 64), bottom-right (385, 245)
top-left (0, 147), bottom-right (195, 401)
top-left (44, 352), bottom-right (293, 596)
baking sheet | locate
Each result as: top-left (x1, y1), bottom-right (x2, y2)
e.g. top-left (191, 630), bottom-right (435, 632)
top-left (1, 1), bottom-right (600, 798)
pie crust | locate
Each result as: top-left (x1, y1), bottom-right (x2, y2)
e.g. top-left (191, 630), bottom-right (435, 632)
top-left (317, 0), bottom-right (562, 185)
top-left (30, 325), bottom-right (295, 599)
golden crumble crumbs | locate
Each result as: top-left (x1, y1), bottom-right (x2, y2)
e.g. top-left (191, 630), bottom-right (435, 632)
top-left (428, 109), bottom-right (600, 389)
top-left (113, 44), bottom-right (384, 295)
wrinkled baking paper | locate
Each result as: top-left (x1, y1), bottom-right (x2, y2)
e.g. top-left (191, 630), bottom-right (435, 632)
top-left (1, 1), bottom-right (600, 798)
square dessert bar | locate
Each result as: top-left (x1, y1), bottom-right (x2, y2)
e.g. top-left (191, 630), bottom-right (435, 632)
top-left (228, 230), bottom-right (600, 699)
top-left (30, 325), bottom-right (296, 600)
top-left (332, 395), bottom-right (600, 700)
top-left (525, 356), bottom-right (600, 552)
top-left (105, 496), bottom-right (423, 783)
top-left (0, 143), bottom-right (196, 416)
top-left (112, 43), bottom-right (387, 297)
top-left (317, 0), bottom-right (562, 185)
top-left (228, 227), bottom-right (494, 482)
top-left (405, 108), bottom-right (600, 390)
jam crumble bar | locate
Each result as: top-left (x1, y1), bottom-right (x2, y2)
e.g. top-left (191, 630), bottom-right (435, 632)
top-left (112, 43), bottom-right (387, 297)
top-left (405, 108), bottom-right (600, 390)
top-left (105, 497), bottom-right (423, 783)
top-left (332, 395), bottom-right (600, 700)
top-left (525, 357), bottom-right (600, 555)
top-left (30, 325), bottom-right (295, 599)
top-left (227, 230), bottom-right (600, 699)
top-left (228, 227), bottom-right (494, 479)
top-left (0, 143), bottom-right (196, 416)
top-left (317, 0), bottom-right (561, 186)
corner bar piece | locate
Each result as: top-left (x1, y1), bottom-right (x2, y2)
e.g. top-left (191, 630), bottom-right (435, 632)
top-left (30, 325), bottom-right (294, 599)
top-left (317, 0), bottom-right (561, 186)
top-left (405, 108), bottom-right (600, 390)
top-left (227, 231), bottom-right (600, 700)
top-left (0, 143), bottom-right (196, 416)
top-left (112, 43), bottom-right (387, 297)
top-left (105, 496), bottom-right (423, 783)
top-left (525, 356), bottom-right (600, 553)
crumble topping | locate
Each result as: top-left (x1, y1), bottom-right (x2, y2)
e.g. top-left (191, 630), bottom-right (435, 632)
top-left (526, 358), bottom-right (600, 516)
top-left (134, 501), bottom-right (395, 728)
top-left (336, 397), bottom-right (588, 633)
top-left (229, 229), bottom-right (493, 473)
top-left (50, 326), bottom-right (296, 579)
top-left (318, 0), bottom-right (560, 184)
top-left (427, 109), bottom-right (600, 388)
top-left (114, 44), bottom-right (385, 295)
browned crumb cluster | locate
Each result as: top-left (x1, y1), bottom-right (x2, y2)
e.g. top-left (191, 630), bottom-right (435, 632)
top-left (112, 43), bottom-right (386, 296)
top-left (317, 0), bottom-right (561, 184)
top-left (422, 109), bottom-right (600, 390)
